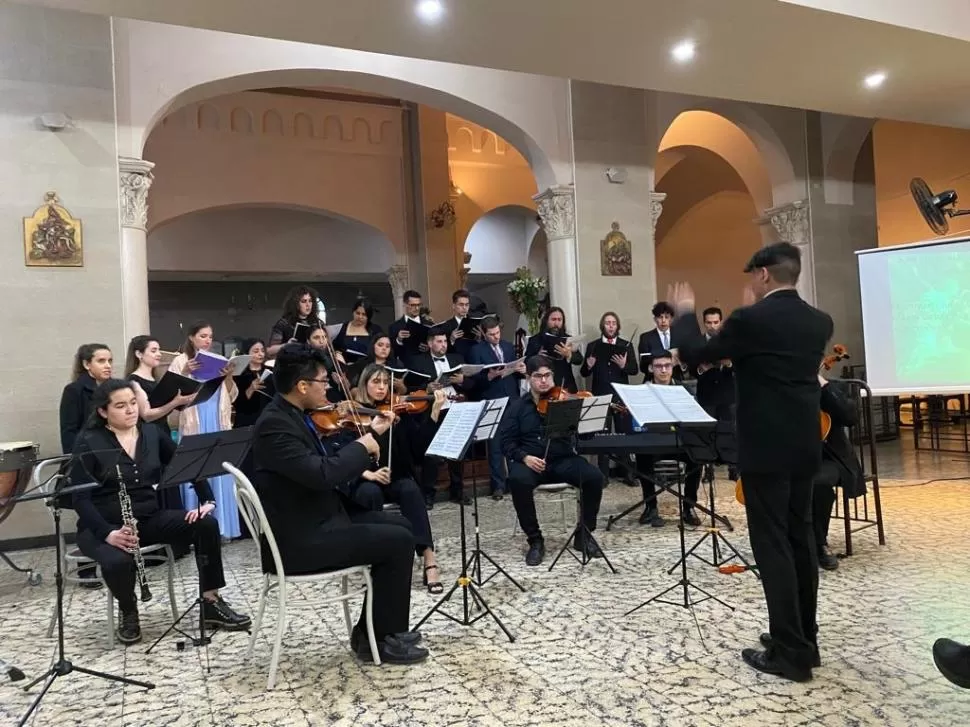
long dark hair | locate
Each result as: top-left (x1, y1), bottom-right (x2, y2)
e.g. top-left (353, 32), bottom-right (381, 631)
top-left (351, 297), bottom-right (374, 327)
top-left (125, 335), bottom-right (157, 377)
top-left (71, 343), bottom-right (110, 382)
top-left (281, 285), bottom-right (321, 325)
top-left (598, 311), bottom-right (621, 336)
top-left (539, 306), bottom-right (569, 336)
top-left (182, 320), bottom-right (212, 359)
top-left (368, 334), bottom-right (393, 364)
top-left (84, 379), bottom-right (136, 430)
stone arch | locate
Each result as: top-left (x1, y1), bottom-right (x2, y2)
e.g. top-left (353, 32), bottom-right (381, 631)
top-left (293, 112), bottom-right (314, 138)
top-left (824, 117), bottom-right (876, 205)
top-left (463, 204), bottom-right (539, 275)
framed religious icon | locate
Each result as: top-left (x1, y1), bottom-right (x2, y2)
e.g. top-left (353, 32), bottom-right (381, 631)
top-left (23, 191), bottom-right (83, 267)
top-left (600, 221), bottom-right (632, 276)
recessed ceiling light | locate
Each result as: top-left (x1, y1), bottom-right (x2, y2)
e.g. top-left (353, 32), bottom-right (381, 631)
top-left (671, 40), bottom-right (696, 63)
top-left (864, 71), bottom-right (887, 89)
top-left (416, 0), bottom-right (444, 23)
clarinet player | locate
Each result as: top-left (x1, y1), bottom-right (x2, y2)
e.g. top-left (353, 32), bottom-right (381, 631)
top-left (70, 379), bottom-right (251, 645)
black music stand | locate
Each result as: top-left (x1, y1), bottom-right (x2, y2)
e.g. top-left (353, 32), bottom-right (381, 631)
top-left (543, 397), bottom-right (617, 573)
top-left (464, 397), bottom-right (524, 593)
top-left (15, 477), bottom-right (154, 727)
top-left (413, 402), bottom-right (516, 642)
top-left (146, 428), bottom-right (253, 663)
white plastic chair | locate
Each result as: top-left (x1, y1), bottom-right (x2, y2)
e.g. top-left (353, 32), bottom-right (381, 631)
top-left (224, 463), bottom-right (380, 690)
top-left (510, 482), bottom-right (578, 536)
top-left (35, 456), bottom-right (179, 646)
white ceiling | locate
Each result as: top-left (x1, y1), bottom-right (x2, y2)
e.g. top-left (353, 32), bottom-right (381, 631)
top-left (15, 0), bottom-right (970, 128)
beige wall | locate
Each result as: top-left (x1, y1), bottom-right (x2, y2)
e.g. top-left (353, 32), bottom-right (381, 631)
top-left (874, 119), bottom-right (970, 245)
top-left (0, 4), bottom-right (122, 540)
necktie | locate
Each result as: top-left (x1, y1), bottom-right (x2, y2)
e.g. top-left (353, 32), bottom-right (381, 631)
top-left (661, 331), bottom-right (669, 350)
top-left (493, 344), bottom-right (504, 363)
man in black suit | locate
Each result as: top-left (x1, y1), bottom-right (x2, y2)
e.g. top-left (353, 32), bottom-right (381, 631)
top-left (814, 376), bottom-right (865, 571)
top-left (251, 344), bottom-right (428, 664)
top-left (500, 355), bottom-right (605, 566)
top-left (410, 330), bottom-right (471, 507)
top-left (672, 242), bottom-right (834, 683)
top-left (439, 288), bottom-right (480, 360)
top-left (389, 289), bottom-right (428, 365)
top-left (638, 301), bottom-right (684, 382)
top-left (694, 306), bottom-right (738, 481)
top-left (466, 317), bottom-right (525, 499)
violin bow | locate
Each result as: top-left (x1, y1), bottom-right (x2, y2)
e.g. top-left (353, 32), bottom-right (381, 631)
top-left (321, 327), bottom-right (368, 438)
top-left (386, 370), bottom-right (395, 474)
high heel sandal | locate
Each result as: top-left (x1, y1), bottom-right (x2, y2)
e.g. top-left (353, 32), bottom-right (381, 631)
top-left (423, 564), bottom-right (443, 595)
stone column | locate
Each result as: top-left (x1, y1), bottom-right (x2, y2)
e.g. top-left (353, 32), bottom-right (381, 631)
top-left (386, 264), bottom-right (410, 318)
top-left (119, 156), bottom-right (154, 340)
top-left (533, 185), bottom-right (580, 330)
top-left (763, 199), bottom-right (815, 304)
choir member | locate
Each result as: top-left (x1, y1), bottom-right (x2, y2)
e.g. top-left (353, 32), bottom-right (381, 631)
top-left (524, 307), bottom-right (582, 393)
top-left (389, 290), bottom-right (429, 364)
top-left (332, 297), bottom-right (382, 358)
top-left (439, 288), bottom-right (479, 359)
top-left (59, 343), bottom-right (113, 454)
top-left (267, 285), bottom-right (323, 357)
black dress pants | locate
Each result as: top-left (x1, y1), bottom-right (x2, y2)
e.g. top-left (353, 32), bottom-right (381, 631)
top-left (277, 511), bottom-right (414, 641)
top-left (76, 510), bottom-right (224, 612)
top-left (741, 470), bottom-right (819, 671)
top-left (507, 455), bottom-right (604, 542)
top-left (812, 460), bottom-right (839, 550)
top-left (636, 455), bottom-right (701, 509)
top-left (420, 457), bottom-right (463, 500)
top-left (353, 477), bottom-right (434, 555)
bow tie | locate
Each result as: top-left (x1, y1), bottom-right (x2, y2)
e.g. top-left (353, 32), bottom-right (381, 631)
top-left (433, 357), bottom-right (447, 363)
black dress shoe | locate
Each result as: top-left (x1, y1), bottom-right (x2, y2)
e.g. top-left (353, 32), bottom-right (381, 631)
top-left (639, 507), bottom-right (665, 527)
top-left (818, 546), bottom-right (839, 571)
top-left (742, 647), bottom-right (812, 682)
top-left (449, 495), bottom-right (472, 506)
top-left (572, 533), bottom-right (604, 559)
top-left (117, 608), bottom-right (142, 645)
top-left (355, 634), bottom-right (429, 665)
top-left (525, 539), bottom-right (545, 566)
top-left (352, 626), bottom-right (422, 655)
top-left (490, 489), bottom-right (506, 501)
top-left (682, 508), bottom-right (702, 527)
top-left (759, 633), bottom-right (821, 667)
top-left (933, 638), bottom-right (970, 689)
top-left (203, 596), bottom-right (252, 631)
top-left (424, 495), bottom-right (435, 511)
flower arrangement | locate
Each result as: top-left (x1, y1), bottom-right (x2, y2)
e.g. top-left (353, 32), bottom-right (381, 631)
top-left (507, 266), bottom-right (547, 335)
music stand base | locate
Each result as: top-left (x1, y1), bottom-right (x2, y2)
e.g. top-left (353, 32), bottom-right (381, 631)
top-left (0, 551), bottom-right (41, 585)
top-left (548, 522), bottom-right (617, 574)
top-left (626, 579), bottom-right (734, 616)
top-left (465, 548), bottom-right (525, 591)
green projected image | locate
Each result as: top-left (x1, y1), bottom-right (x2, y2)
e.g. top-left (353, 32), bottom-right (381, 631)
top-left (889, 250), bottom-right (970, 385)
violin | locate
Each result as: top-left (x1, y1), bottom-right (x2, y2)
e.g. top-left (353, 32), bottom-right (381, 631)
top-left (536, 386), bottom-right (592, 415)
top-left (310, 402), bottom-right (393, 437)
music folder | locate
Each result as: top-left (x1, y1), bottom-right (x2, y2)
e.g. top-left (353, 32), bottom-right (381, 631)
top-left (147, 371), bottom-right (203, 409)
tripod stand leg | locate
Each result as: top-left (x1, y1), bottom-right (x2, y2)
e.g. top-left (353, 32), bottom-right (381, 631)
top-left (606, 498), bottom-right (645, 530)
top-left (18, 671), bottom-right (57, 726)
top-left (475, 549), bottom-right (526, 592)
top-left (72, 663), bottom-right (155, 689)
top-left (466, 582), bottom-right (515, 643)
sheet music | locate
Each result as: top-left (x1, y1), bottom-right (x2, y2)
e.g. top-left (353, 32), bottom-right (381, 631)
top-left (325, 323), bottom-right (343, 339)
top-left (612, 383), bottom-right (714, 424)
top-left (500, 357), bottom-right (526, 377)
top-left (426, 401), bottom-right (487, 460)
top-left (473, 397), bottom-right (509, 441)
top-left (460, 362), bottom-right (506, 376)
top-left (649, 384), bottom-right (715, 423)
top-left (577, 394), bottom-right (614, 434)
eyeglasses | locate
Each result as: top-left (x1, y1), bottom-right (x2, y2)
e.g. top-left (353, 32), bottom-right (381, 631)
top-left (652, 363), bottom-right (673, 370)
top-left (301, 377), bottom-right (328, 385)
top-left (530, 371), bottom-right (553, 381)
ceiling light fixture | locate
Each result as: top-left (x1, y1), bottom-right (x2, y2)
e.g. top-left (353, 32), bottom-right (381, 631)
top-left (863, 71), bottom-right (887, 89)
top-left (416, 0), bottom-right (444, 23)
top-left (671, 40), bottom-right (696, 63)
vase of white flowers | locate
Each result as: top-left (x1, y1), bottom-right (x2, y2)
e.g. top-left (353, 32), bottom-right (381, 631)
top-left (507, 266), bottom-right (547, 335)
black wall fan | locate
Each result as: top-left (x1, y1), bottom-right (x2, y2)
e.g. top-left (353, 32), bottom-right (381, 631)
top-left (910, 177), bottom-right (970, 235)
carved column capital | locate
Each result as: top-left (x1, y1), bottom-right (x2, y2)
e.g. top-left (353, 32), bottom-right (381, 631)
top-left (386, 264), bottom-right (409, 318)
top-left (650, 191), bottom-right (667, 236)
top-left (762, 199), bottom-right (810, 244)
top-left (533, 185), bottom-right (575, 241)
top-left (119, 156), bottom-right (155, 231)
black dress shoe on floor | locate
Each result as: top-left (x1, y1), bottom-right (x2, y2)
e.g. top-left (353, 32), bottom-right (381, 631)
top-left (933, 638), bottom-right (970, 689)
top-left (449, 495), bottom-right (472, 506)
top-left (682, 508), bottom-right (702, 527)
top-left (424, 495), bottom-right (435, 511)
top-left (352, 626), bottom-right (422, 655)
top-left (818, 546), bottom-right (839, 571)
top-left (117, 608), bottom-right (142, 645)
top-left (354, 633), bottom-right (429, 665)
top-left (203, 596), bottom-right (252, 631)
top-left (759, 633), bottom-right (821, 668)
top-left (525, 539), bottom-right (545, 566)
top-left (742, 648), bottom-right (812, 682)
top-left (572, 534), bottom-right (604, 559)
top-left (490, 488), bottom-right (506, 501)
top-left (639, 507), bottom-right (665, 527)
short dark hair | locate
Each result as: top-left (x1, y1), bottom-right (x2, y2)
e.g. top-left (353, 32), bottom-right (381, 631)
top-left (481, 316), bottom-right (501, 332)
top-left (427, 331), bottom-right (448, 343)
top-left (651, 302), bottom-right (675, 318)
top-left (85, 379), bottom-right (136, 429)
top-left (651, 350), bottom-right (674, 363)
top-left (526, 354), bottom-right (554, 375)
top-left (351, 297), bottom-right (374, 324)
top-left (452, 289), bottom-right (470, 303)
top-left (744, 242), bottom-right (801, 284)
top-left (273, 343), bottom-right (328, 394)
top-left (403, 290), bottom-right (421, 302)
top-left (702, 307), bottom-right (723, 319)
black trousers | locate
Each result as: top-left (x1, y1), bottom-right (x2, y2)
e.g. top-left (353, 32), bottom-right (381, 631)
top-left (76, 510), bottom-right (224, 613)
top-left (598, 407), bottom-right (633, 478)
top-left (278, 511), bottom-right (414, 641)
top-left (741, 470), bottom-right (819, 671)
top-left (812, 460), bottom-right (839, 550)
top-left (635, 455), bottom-right (701, 509)
top-left (507, 455), bottom-right (604, 542)
top-left (352, 477), bottom-right (434, 555)
top-left (420, 456), bottom-right (463, 500)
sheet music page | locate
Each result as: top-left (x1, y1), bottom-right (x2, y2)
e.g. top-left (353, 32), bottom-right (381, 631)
top-left (473, 397), bottom-right (509, 441)
top-left (648, 384), bottom-right (715, 423)
top-left (426, 401), bottom-right (487, 459)
top-left (500, 357), bottom-right (526, 377)
top-left (577, 394), bottom-right (614, 434)
top-left (611, 383), bottom-right (673, 424)
top-left (460, 362), bottom-right (505, 376)
top-left (325, 323), bottom-right (343, 339)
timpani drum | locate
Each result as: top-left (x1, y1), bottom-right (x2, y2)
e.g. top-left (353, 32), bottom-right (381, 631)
top-left (0, 441), bottom-right (38, 528)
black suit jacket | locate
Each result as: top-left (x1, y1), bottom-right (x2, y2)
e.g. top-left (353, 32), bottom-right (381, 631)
top-left (440, 317), bottom-right (477, 360)
top-left (59, 373), bottom-right (98, 453)
top-left (524, 335), bottom-right (582, 393)
top-left (389, 317), bottom-right (424, 365)
top-left (467, 339), bottom-right (520, 400)
top-left (674, 289), bottom-right (834, 474)
top-left (499, 394), bottom-right (576, 464)
top-left (820, 380), bottom-right (865, 498)
top-left (637, 328), bottom-right (683, 380)
top-left (579, 338), bottom-right (638, 396)
top-left (407, 352), bottom-right (468, 393)
top-left (251, 395), bottom-right (372, 562)
top-left (695, 359), bottom-right (736, 419)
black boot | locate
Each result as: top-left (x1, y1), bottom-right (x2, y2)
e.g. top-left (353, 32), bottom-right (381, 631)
top-left (117, 606), bottom-right (141, 645)
top-left (525, 538), bottom-right (545, 566)
top-left (818, 545), bottom-right (839, 571)
top-left (933, 638), bottom-right (970, 689)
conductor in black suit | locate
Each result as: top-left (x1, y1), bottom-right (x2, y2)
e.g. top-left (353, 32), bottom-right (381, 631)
top-left (672, 242), bottom-right (834, 683)
top-left (251, 344), bottom-right (428, 664)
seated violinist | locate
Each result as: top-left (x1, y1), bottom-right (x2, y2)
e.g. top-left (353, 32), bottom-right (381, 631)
top-left (499, 355), bottom-right (605, 566)
top-left (348, 363), bottom-right (446, 593)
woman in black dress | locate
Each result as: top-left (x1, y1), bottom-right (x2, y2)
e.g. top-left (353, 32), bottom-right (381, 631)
top-left (59, 343), bottom-right (114, 454)
top-left (524, 306), bottom-right (583, 393)
top-left (232, 338), bottom-right (274, 429)
top-left (332, 297), bottom-right (382, 360)
top-left (125, 336), bottom-right (195, 436)
top-left (267, 285), bottom-right (323, 357)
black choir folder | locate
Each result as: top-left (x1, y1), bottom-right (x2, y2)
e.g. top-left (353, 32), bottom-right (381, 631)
top-left (147, 371), bottom-right (224, 410)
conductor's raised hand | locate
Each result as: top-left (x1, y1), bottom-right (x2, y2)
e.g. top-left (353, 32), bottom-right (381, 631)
top-left (669, 282), bottom-right (696, 315)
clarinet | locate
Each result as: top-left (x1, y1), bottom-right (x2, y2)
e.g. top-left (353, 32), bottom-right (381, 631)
top-left (115, 464), bottom-right (152, 602)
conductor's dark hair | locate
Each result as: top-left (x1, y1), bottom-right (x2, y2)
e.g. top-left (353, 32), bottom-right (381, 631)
top-left (85, 379), bottom-right (137, 429)
top-left (526, 354), bottom-right (554, 375)
top-left (702, 307), bottom-right (723, 319)
top-left (744, 241), bottom-right (801, 285)
top-left (403, 289), bottom-right (421, 302)
top-left (273, 343), bottom-right (328, 394)
top-left (651, 302), bottom-right (675, 318)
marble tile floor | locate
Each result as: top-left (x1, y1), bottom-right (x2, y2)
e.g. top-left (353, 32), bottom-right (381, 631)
top-left (2, 460), bottom-right (970, 726)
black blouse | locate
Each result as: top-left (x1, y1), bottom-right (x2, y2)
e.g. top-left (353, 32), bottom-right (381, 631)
top-left (233, 368), bottom-right (276, 428)
top-left (70, 424), bottom-right (213, 541)
top-left (128, 373), bottom-right (172, 437)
